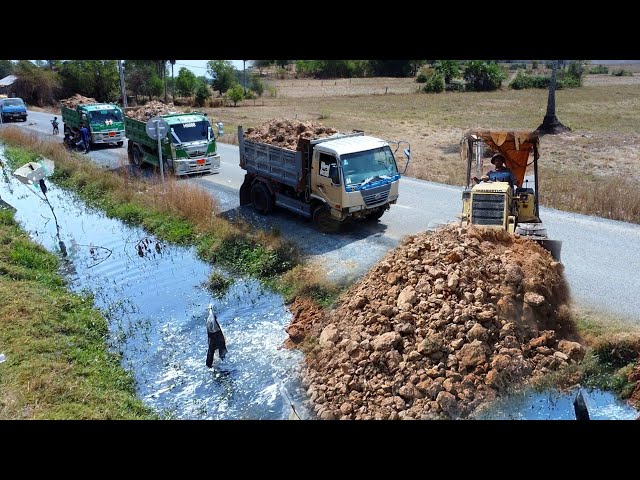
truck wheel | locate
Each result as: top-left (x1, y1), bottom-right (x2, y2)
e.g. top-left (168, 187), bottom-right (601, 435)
top-left (365, 208), bottom-right (385, 222)
top-left (313, 205), bottom-right (341, 233)
top-left (131, 147), bottom-right (143, 168)
top-left (250, 182), bottom-right (273, 214)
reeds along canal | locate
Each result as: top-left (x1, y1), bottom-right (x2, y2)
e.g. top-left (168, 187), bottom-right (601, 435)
top-left (0, 147), bottom-right (308, 419)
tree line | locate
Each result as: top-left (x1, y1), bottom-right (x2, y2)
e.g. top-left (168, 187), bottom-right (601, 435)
top-left (0, 60), bottom-right (262, 107)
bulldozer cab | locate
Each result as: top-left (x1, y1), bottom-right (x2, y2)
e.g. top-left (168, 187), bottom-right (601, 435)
top-left (460, 129), bottom-right (562, 260)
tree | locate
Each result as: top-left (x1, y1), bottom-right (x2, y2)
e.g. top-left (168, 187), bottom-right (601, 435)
top-left (227, 84), bottom-right (244, 106)
top-left (194, 79), bottom-right (211, 107)
top-left (12, 60), bottom-right (60, 106)
top-left (175, 67), bottom-right (197, 97)
top-left (123, 60), bottom-right (160, 101)
top-left (207, 60), bottom-right (237, 94)
top-left (535, 60), bottom-right (570, 135)
top-left (59, 60), bottom-right (119, 102)
top-left (368, 60), bottom-right (413, 77)
top-left (0, 60), bottom-right (14, 78)
top-left (435, 60), bottom-right (461, 85)
top-left (463, 61), bottom-right (505, 91)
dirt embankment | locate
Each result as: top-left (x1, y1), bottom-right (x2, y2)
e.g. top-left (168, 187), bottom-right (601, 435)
top-left (244, 118), bottom-right (338, 150)
top-left (124, 100), bottom-right (180, 121)
top-left (291, 224), bottom-right (585, 419)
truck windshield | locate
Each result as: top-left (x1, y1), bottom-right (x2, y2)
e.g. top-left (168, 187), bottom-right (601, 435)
top-left (89, 109), bottom-right (123, 124)
top-left (171, 121), bottom-right (209, 144)
top-left (341, 146), bottom-right (398, 186)
top-left (2, 99), bottom-right (24, 107)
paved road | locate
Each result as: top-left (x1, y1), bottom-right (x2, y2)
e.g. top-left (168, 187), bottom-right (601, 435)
top-left (6, 109), bottom-right (640, 323)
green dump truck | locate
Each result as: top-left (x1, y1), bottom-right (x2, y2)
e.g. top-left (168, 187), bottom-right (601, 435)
top-left (61, 103), bottom-right (125, 147)
top-left (124, 111), bottom-right (223, 176)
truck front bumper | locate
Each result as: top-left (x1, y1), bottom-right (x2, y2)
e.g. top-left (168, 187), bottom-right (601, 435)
top-left (174, 154), bottom-right (221, 175)
top-left (92, 131), bottom-right (125, 144)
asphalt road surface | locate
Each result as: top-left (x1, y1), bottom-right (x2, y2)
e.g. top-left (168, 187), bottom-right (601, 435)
top-left (6, 109), bottom-right (640, 323)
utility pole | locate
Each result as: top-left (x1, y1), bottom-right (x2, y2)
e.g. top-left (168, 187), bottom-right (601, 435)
top-left (163, 60), bottom-right (168, 103)
top-left (243, 60), bottom-right (247, 95)
top-left (118, 60), bottom-right (127, 108)
top-left (170, 60), bottom-right (176, 103)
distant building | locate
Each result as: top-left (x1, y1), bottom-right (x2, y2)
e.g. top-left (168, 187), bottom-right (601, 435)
top-left (0, 75), bottom-right (18, 96)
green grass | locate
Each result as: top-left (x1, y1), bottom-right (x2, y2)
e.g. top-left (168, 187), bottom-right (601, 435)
top-left (0, 208), bottom-right (156, 419)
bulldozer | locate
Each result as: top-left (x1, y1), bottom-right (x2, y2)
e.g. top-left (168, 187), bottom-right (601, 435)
top-left (459, 130), bottom-right (562, 260)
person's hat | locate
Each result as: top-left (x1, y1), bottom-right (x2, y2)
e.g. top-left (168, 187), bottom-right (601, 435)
top-left (491, 153), bottom-right (506, 165)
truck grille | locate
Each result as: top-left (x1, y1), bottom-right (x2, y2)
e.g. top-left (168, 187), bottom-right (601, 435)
top-left (472, 193), bottom-right (505, 226)
top-left (188, 149), bottom-right (206, 158)
top-left (361, 184), bottom-right (391, 206)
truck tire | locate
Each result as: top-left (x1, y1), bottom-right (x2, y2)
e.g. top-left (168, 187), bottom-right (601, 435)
top-left (131, 147), bottom-right (143, 168)
top-left (365, 208), bottom-right (385, 222)
top-left (313, 205), bottom-right (341, 233)
top-left (250, 182), bottom-right (273, 214)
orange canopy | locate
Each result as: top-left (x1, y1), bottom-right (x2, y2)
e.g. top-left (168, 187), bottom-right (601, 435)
top-left (465, 130), bottom-right (539, 188)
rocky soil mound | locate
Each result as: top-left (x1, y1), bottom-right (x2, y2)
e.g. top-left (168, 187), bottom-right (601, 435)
top-left (124, 101), bottom-right (179, 121)
top-left (299, 224), bottom-right (585, 419)
top-left (60, 94), bottom-right (98, 108)
top-left (244, 118), bottom-right (338, 150)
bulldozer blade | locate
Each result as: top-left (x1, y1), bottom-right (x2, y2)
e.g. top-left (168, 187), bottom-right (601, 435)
top-left (538, 239), bottom-right (562, 261)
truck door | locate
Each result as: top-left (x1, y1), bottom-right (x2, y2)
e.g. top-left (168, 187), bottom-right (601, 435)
top-left (314, 151), bottom-right (342, 210)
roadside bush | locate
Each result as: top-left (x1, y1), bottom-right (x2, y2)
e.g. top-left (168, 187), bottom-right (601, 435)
top-left (227, 84), bottom-right (244, 106)
top-left (416, 72), bottom-right (428, 83)
top-left (509, 62), bottom-right (527, 70)
top-left (250, 74), bottom-right (265, 96)
top-left (612, 69), bottom-right (633, 76)
top-left (445, 80), bottom-right (465, 91)
top-left (531, 60), bottom-right (539, 70)
top-left (463, 60), bottom-right (505, 91)
top-left (510, 71), bottom-right (550, 89)
top-left (589, 65), bottom-right (609, 74)
top-left (422, 71), bottom-right (445, 93)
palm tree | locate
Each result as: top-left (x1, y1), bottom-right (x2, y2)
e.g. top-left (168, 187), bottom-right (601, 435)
top-left (535, 60), bottom-right (570, 135)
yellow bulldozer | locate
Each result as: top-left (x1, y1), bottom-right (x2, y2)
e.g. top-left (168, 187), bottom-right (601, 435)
top-left (460, 129), bottom-right (562, 260)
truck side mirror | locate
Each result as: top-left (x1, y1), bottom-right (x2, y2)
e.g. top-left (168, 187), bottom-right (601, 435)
top-left (217, 122), bottom-right (224, 137)
top-left (329, 164), bottom-right (340, 185)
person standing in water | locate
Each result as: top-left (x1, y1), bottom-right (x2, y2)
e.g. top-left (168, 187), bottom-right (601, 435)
top-left (205, 303), bottom-right (227, 367)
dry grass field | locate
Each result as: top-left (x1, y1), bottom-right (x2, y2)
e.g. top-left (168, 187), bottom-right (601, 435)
top-left (206, 69), bottom-right (640, 223)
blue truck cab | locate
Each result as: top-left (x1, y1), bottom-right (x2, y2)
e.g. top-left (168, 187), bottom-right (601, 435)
top-left (0, 97), bottom-right (28, 122)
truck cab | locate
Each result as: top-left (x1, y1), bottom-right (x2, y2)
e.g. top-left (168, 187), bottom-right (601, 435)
top-left (80, 103), bottom-right (125, 146)
top-left (0, 97), bottom-right (27, 122)
top-left (311, 135), bottom-right (401, 221)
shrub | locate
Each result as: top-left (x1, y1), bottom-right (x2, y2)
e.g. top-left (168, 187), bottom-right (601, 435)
top-left (611, 69), bottom-right (633, 77)
top-left (531, 60), bottom-right (539, 70)
top-left (589, 65), bottom-right (609, 74)
top-left (445, 80), bottom-right (465, 91)
top-left (227, 84), bottom-right (244, 106)
top-left (463, 61), bottom-right (505, 91)
top-left (422, 71), bottom-right (445, 93)
top-left (416, 72), bottom-right (428, 83)
top-left (509, 62), bottom-right (527, 70)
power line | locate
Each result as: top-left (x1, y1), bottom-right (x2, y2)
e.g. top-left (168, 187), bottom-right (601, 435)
top-left (175, 63), bottom-right (209, 70)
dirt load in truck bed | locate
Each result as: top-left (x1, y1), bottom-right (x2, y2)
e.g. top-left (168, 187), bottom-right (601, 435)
top-left (60, 94), bottom-right (98, 108)
top-left (124, 101), bottom-right (180, 121)
top-left (245, 118), bottom-right (338, 150)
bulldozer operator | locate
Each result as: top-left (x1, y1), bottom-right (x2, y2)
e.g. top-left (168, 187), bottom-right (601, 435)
top-left (474, 153), bottom-right (516, 186)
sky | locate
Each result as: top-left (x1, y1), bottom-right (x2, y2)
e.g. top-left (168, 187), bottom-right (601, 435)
top-left (173, 60), bottom-right (244, 79)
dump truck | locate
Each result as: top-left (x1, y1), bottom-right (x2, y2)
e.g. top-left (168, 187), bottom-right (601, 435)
top-left (125, 110), bottom-right (223, 176)
top-left (61, 102), bottom-right (125, 147)
top-left (238, 125), bottom-right (410, 231)
top-left (460, 129), bottom-right (562, 260)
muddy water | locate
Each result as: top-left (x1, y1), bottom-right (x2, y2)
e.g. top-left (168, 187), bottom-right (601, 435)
top-left (472, 388), bottom-right (638, 420)
top-left (0, 148), bottom-right (308, 419)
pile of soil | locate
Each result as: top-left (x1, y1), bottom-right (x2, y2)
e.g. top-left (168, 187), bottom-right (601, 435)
top-left (60, 94), bottom-right (98, 108)
top-left (244, 118), bottom-right (338, 150)
top-left (124, 101), bottom-right (179, 121)
top-left (297, 224), bottom-right (585, 419)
